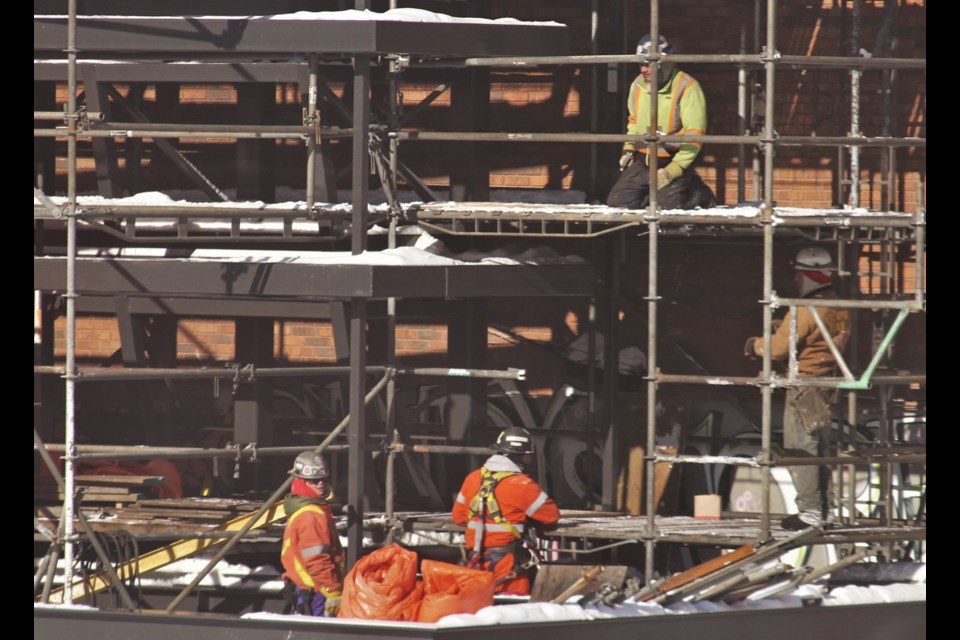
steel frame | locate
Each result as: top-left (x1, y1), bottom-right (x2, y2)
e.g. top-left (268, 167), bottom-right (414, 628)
top-left (33, 0), bottom-right (925, 615)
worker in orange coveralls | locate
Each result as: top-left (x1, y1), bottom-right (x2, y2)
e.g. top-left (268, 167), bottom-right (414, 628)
top-left (452, 427), bottom-right (560, 595)
top-left (280, 451), bottom-right (344, 617)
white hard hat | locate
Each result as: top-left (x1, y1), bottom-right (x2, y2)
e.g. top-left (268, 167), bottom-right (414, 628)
top-left (793, 247), bottom-right (834, 271)
top-left (290, 451), bottom-right (329, 480)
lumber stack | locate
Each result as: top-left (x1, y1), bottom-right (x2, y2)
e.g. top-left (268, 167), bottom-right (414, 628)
top-left (34, 474), bottom-right (165, 507)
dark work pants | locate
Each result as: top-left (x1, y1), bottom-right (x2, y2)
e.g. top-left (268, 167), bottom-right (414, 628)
top-left (606, 159), bottom-right (716, 210)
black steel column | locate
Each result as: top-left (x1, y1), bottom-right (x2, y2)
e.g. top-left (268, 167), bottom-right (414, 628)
top-left (445, 300), bottom-right (488, 502)
top-left (602, 237), bottom-right (621, 509)
top-left (445, 300), bottom-right (488, 444)
top-left (80, 68), bottom-right (123, 198)
top-left (351, 56), bottom-right (370, 254)
top-left (346, 40), bottom-right (371, 567)
top-left (236, 84), bottom-right (276, 202)
top-left (346, 298), bottom-right (367, 568)
top-left (124, 83), bottom-right (145, 195)
top-left (34, 81), bottom-right (56, 195)
top-left (115, 295), bottom-right (152, 444)
top-left (234, 318), bottom-right (275, 494)
top-left (449, 68), bottom-right (490, 201)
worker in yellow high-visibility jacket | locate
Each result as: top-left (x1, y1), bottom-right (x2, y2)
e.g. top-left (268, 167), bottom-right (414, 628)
top-left (607, 33), bottom-right (717, 210)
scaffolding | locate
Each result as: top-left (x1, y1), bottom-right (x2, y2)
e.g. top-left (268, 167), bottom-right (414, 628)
top-left (34, 1), bottom-right (925, 609)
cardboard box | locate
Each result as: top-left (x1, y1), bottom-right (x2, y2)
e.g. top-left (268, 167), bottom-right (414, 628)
top-left (694, 494), bottom-right (722, 520)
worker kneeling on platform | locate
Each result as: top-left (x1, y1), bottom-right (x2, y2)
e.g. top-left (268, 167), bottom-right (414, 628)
top-left (281, 451), bottom-right (344, 616)
top-left (452, 427), bottom-right (560, 595)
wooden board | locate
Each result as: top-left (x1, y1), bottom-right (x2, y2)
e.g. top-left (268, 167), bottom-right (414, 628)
top-left (74, 475), bottom-right (166, 486)
top-left (530, 564), bottom-right (630, 603)
top-left (35, 491), bottom-right (144, 504)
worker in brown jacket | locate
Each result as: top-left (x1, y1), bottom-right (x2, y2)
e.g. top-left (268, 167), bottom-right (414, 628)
top-left (745, 247), bottom-right (850, 530)
top-left (452, 427), bottom-right (560, 595)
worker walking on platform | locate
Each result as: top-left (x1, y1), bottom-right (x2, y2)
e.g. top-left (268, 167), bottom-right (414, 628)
top-left (607, 33), bottom-right (716, 210)
top-left (452, 426), bottom-right (560, 595)
top-left (280, 451), bottom-right (344, 616)
top-left (744, 247), bottom-right (850, 530)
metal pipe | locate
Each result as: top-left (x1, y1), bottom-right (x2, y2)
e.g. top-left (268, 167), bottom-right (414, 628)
top-left (34, 110), bottom-right (105, 121)
top-left (305, 54), bottom-right (319, 212)
top-left (849, 0), bottom-right (862, 208)
top-left (395, 366), bottom-right (525, 380)
top-left (396, 131), bottom-right (924, 148)
top-left (774, 297), bottom-right (924, 311)
top-left (387, 443), bottom-right (495, 456)
top-left (38, 127), bottom-right (925, 148)
top-left (63, 0), bottom-right (79, 603)
top-left (413, 53), bottom-right (925, 70)
top-left (914, 201), bottom-right (925, 308)
top-left (738, 27), bottom-right (748, 203)
top-left (589, 0), bottom-right (599, 201)
top-left (586, 298), bottom-right (596, 507)
top-left (34, 206), bottom-right (346, 218)
top-left (758, 0), bottom-right (779, 543)
top-left (643, 0), bottom-right (661, 591)
top-left (384, 63), bottom-right (400, 524)
top-left (35, 128), bottom-right (350, 140)
top-left (164, 370), bottom-right (389, 613)
top-left (655, 372), bottom-right (925, 387)
top-left (64, 444), bottom-right (350, 462)
top-left (36, 364), bottom-right (386, 382)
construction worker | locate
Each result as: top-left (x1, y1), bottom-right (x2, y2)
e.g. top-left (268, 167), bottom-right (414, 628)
top-left (607, 33), bottom-right (716, 210)
top-left (280, 451), bottom-right (344, 616)
top-left (744, 247), bottom-right (850, 530)
top-left (452, 426), bottom-right (560, 595)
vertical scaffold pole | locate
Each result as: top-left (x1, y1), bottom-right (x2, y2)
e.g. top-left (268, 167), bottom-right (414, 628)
top-left (62, 0), bottom-right (79, 603)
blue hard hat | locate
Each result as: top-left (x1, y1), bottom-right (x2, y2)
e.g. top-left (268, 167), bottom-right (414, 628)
top-left (636, 34), bottom-right (676, 57)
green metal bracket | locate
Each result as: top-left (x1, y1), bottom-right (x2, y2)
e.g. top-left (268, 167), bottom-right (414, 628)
top-left (838, 307), bottom-right (911, 390)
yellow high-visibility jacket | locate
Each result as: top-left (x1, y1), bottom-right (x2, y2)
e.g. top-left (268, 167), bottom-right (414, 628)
top-left (622, 69), bottom-right (708, 172)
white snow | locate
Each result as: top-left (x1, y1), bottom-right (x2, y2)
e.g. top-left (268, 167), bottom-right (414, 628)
top-left (35, 549), bottom-right (924, 625)
top-left (37, 10), bottom-right (564, 27)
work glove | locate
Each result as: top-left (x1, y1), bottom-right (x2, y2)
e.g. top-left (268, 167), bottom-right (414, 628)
top-left (319, 586), bottom-right (342, 617)
top-left (656, 162), bottom-right (684, 190)
top-left (619, 150), bottom-right (636, 171)
top-left (744, 337), bottom-right (759, 358)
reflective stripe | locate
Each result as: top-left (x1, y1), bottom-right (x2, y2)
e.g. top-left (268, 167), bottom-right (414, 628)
top-left (525, 491), bottom-right (549, 517)
top-left (284, 504), bottom-right (330, 589)
top-left (288, 504), bottom-right (327, 525)
top-left (468, 520), bottom-right (525, 534)
top-left (301, 544), bottom-right (329, 559)
top-left (456, 492), bottom-right (466, 504)
top-left (633, 71), bottom-right (696, 157)
top-left (664, 72), bottom-right (693, 154)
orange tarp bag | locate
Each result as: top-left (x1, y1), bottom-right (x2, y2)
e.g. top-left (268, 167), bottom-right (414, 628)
top-left (417, 558), bottom-right (495, 623)
top-left (339, 543), bottom-right (424, 621)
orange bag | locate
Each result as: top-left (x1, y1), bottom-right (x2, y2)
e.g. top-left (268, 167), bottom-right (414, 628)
top-left (339, 544), bottom-right (424, 620)
top-left (417, 559), bottom-right (495, 623)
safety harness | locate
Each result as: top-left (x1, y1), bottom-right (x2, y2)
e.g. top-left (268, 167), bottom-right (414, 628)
top-left (465, 468), bottom-right (522, 549)
top-left (464, 467), bottom-right (528, 583)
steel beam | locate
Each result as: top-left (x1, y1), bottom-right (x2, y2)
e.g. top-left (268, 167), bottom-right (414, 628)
top-left (34, 257), bottom-right (598, 299)
top-left (34, 61), bottom-right (310, 84)
top-left (34, 16), bottom-right (570, 59)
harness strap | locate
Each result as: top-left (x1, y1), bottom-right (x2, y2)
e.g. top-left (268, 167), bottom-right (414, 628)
top-left (464, 468), bottom-right (522, 553)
